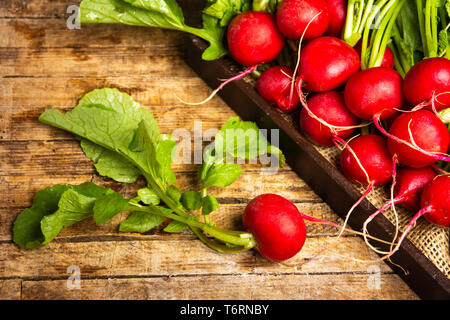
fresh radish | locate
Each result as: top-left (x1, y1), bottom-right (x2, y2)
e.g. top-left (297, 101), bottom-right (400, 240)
top-left (375, 109), bottom-right (450, 168)
top-left (276, 0), bottom-right (330, 40)
top-left (227, 11), bottom-right (285, 67)
top-left (340, 135), bottom-right (393, 187)
top-left (299, 91), bottom-right (358, 146)
top-left (338, 134), bottom-right (394, 235)
top-left (242, 193), bottom-right (392, 262)
top-left (420, 174), bottom-right (450, 227)
top-left (344, 67), bottom-right (403, 120)
top-left (324, 0), bottom-right (347, 37)
top-left (362, 166), bottom-right (437, 241)
top-left (354, 39), bottom-right (395, 68)
top-left (183, 11), bottom-right (284, 105)
top-left (256, 66), bottom-right (300, 113)
top-left (295, 36), bottom-right (360, 93)
top-left (373, 175), bottom-right (449, 261)
top-left (243, 193), bottom-right (307, 262)
top-left (393, 167), bottom-right (438, 212)
top-left (403, 57), bottom-right (450, 112)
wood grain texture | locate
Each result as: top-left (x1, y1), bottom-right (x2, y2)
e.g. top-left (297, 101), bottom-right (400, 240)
top-left (0, 2), bottom-right (419, 299)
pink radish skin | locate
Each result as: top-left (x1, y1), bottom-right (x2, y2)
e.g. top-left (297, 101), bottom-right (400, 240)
top-left (296, 37), bottom-right (360, 92)
top-left (256, 66), bottom-right (300, 113)
top-left (299, 91), bottom-right (358, 146)
top-left (324, 0), bottom-right (347, 37)
top-left (344, 67), bottom-right (403, 120)
top-left (243, 194), bottom-right (307, 262)
top-left (340, 135), bottom-right (393, 187)
top-left (386, 110), bottom-right (450, 168)
top-left (420, 175), bottom-right (450, 227)
top-left (403, 57), bottom-right (450, 111)
top-left (393, 167), bottom-right (437, 212)
top-left (227, 11), bottom-right (284, 66)
top-left (354, 40), bottom-right (395, 68)
top-left (364, 174), bottom-right (449, 261)
top-left (276, 0), bottom-right (330, 40)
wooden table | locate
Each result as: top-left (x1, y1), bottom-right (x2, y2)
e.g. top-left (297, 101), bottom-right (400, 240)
top-left (0, 0), bottom-right (419, 300)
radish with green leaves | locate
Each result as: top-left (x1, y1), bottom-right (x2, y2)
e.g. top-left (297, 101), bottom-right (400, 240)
top-left (243, 194), bottom-right (307, 262)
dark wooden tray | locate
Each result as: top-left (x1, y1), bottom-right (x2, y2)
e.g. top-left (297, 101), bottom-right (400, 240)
top-left (184, 35), bottom-right (450, 300)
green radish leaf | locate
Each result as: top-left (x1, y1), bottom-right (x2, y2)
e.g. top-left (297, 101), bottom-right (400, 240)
top-left (203, 0), bottom-right (251, 26)
top-left (79, 0), bottom-right (228, 61)
top-left (93, 193), bottom-right (128, 224)
top-left (13, 182), bottom-right (118, 248)
top-left (202, 163), bottom-right (242, 188)
top-left (214, 117), bottom-right (285, 167)
top-left (119, 211), bottom-right (166, 233)
top-left (180, 191), bottom-right (203, 211)
top-left (202, 195), bottom-right (219, 216)
top-left (80, 139), bottom-right (141, 183)
top-left (136, 188), bottom-right (160, 205)
top-left (13, 185), bottom-right (69, 249)
top-left (163, 220), bottom-right (189, 233)
top-left (438, 29), bottom-right (449, 56)
top-left (39, 88), bottom-right (177, 196)
top-left (166, 185), bottom-right (181, 203)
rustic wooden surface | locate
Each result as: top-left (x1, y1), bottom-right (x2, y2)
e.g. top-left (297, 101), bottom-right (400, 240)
top-left (0, 0), bottom-right (419, 300)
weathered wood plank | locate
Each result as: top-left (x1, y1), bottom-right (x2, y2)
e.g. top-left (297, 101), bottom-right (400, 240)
top-left (0, 77), bottom-right (238, 141)
top-left (20, 273), bottom-right (418, 300)
top-left (0, 237), bottom-right (394, 280)
top-left (0, 47), bottom-right (192, 78)
top-left (0, 0), bottom-right (203, 19)
top-left (1, 19), bottom-right (184, 48)
top-left (0, 279), bottom-right (22, 299)
top-left (0, 0), bottom-right (74, 18)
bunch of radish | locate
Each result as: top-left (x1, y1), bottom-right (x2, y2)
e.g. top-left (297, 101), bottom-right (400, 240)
top-left (220, 0), bottom-right (450, 262)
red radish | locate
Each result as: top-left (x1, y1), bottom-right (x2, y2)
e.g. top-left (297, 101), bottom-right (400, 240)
top-left (324, 0), bottom-right (347, 37)
top-left (276, 0), bottom-right (330, 40)
top-left (296, 37), bottom-right (360, 93)
top-left (340, 135), bottom-right (393, 187)
top-left (376, 175), bottom-right (449, 261)
top-left (362, 166), bottom-right (437, 244)
top-left (338, 135), bottom-right (394, 236)
top-left (420, 174), bottom-right (450, 227)
top-left (299, 91), bottom-right (358, 146)
top-left (182, 11), bottom-right (284, 105)
top-left (256, 66), bottom-right (300, 113)
top-left (227, 11), bottom-right (284, 67)
top-left (375, 109), bottom-right (450, 168)
top-left (393, 167), bottom-right (438, 212)
top-left (354, 39), bottom-right (395, 68)
top-left (403, 57), bottom-right (450, 112)
top-left (243, 194), bottom-right (307, 261)
top-left (344, 67), bottom-right (403, 120)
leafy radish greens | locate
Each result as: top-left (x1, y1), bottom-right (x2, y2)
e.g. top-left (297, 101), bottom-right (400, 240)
top-left (14, 88), bottom-right (284, 253)
top-left (79, 0), bottom-right (251, 61)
